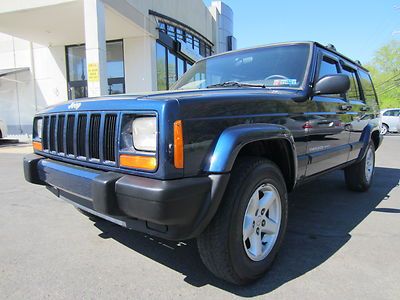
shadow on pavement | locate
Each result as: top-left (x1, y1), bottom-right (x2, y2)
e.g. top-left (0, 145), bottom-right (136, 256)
top-left (93, 166), bottom-right (400, 297)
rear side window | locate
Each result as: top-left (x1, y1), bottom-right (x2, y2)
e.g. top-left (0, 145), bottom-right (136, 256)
top-left (318, 57), bottom-right (339, 79)
top-left (341, 66), bottom-right (360, 100)
top-left (359, 70), bottom-right (377, 103)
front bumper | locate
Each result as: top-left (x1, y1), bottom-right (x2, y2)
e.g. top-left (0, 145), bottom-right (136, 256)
top-left (23, 154), bottom-right (229, 240)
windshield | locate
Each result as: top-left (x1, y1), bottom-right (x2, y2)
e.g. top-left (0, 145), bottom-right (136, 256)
top-left (172, 44), bottom-right (311, 90)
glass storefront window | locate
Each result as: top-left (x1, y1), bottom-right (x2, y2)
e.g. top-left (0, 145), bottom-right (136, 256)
top-left (155, 21), bottom-right (213, 90)
top-left (66, 40), bottom-right (125, 100)
top-left (167, 24), bottom-right (176, 39)
top-left (156, 43), bottom-right (167, 90)
top-left (194, 38), bottom-right (200, 55)
top-left (168, 50), bottom-right (177, 86)
top-left (177, 57), bottom-right (185, 78)
top-left (67, 45), bottom-right (87, 81)
top-left (107, 41), bottom-right (124, 78)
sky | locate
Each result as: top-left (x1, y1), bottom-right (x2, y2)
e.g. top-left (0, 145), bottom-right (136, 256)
top-left (204, 0), bottom-right (400, 64)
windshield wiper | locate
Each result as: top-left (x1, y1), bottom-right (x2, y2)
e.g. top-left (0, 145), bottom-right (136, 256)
top-left (206, 81), bottom-right (266, 89)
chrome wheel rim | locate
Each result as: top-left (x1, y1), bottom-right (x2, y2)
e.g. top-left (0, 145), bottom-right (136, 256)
top-left (365, 147), bottom-right (374, 183)
top-left (242, 183), bottom-right (281, 261)
top-left (380, 125), bottom-right (387, 135)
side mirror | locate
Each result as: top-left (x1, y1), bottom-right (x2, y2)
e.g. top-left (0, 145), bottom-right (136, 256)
top-left (313, 74), bottom-right (350, 95)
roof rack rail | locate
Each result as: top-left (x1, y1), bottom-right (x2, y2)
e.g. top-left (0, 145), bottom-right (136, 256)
top-left (355, 60), bottom-right (362, 66)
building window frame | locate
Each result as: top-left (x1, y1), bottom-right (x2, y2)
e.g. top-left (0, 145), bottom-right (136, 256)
top-left (65, 39), bottom-right (125, 100)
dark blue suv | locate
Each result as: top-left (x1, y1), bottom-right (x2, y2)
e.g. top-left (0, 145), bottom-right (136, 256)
top-left (24, 42), bottom-right (382, 285)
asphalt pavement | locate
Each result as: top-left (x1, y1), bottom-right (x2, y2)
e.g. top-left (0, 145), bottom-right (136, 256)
top-left (0, 136), bottom-right (399, 299)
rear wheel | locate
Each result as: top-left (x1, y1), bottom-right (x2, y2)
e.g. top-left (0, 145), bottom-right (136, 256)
top-left (344, 142), bottom-right (375, 192)
top-left (197, 157), bottom-right (288, 285)
top-left (380, 124), bottom-right (388, 135)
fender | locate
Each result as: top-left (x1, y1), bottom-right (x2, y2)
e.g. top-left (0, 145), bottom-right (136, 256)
top-left (205, 123), bottom-right (297, 179)
top-left (358, 123), bottom-right (382, 161)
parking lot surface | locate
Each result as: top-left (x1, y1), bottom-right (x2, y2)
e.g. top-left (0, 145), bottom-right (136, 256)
top-left (0, 136), bottom-right (399, 299)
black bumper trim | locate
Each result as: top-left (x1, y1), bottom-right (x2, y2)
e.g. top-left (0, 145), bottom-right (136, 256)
top-left (23, 154), bottom-right (230, 240)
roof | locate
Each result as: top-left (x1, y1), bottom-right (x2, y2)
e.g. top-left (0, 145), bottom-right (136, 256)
top-left (199, 41), bottom-right (369, 72)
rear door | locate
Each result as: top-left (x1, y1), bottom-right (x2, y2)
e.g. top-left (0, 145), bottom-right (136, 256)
top-left (305, 50), bottom-right (351, 176)
top-left (348, 69), bottom-right (381, 160)
top-left (340, 63), bottom-right (366, 161)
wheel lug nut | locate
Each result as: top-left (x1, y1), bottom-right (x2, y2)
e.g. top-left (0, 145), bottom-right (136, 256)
top-left (261, 209), bottom-right (265, 215)
top-left (262, 220), bottom-right (266, 226)
top-left (256, 228), bottom-right (260, 235)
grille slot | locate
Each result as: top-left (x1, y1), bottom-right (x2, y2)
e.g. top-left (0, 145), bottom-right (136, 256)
top-left (49, 115), bottom-right (57, 152)
top-left (42, 116), bottom-right (49, 150)
top-left (104, 114), bottom-right (117, 162)
top-left (66, 115), bottom-right (75, 155)
top-left (89, 114), bottom-right (101, 159)
top-left (76, 114), bottom-right (87, 157)
top-left (57, 115), bottom-right (65, 153)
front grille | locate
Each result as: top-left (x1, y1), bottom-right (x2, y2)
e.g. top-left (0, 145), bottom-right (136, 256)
top-left (40, 112), bottom-right (118, 164)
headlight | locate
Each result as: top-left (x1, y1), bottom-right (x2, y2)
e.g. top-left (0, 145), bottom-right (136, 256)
top-left (34, 118), bottom-right (43, 140)
top-left (132, 117), bottom-right (157, 152)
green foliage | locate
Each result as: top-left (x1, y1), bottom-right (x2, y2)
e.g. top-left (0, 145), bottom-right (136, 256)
top-left (366, 40), bottom-right (400, 108)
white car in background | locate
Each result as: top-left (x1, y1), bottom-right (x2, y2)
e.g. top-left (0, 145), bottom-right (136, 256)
top-left (0, 119), bottom-right (7, 138)
top-left (380, 108), bottom-right (400, 135)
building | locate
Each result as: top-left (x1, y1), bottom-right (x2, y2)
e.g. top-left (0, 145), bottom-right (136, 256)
top-left (0, 0), bottom-right (235, 135)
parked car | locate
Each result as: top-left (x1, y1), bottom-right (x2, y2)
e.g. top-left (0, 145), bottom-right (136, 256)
top-left (24, 42), bottom-right (382, 285)
top-left (347, 113), bottom-right (376, 132)
top-left (380, 108), bottom-right (400, 134)
top-left (0, 119), bottom-right (7, 138)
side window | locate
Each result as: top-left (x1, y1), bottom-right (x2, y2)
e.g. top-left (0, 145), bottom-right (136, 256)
top-left (383, 110), bottom-right (393, 116)
top-left (341, 66), bottom-right (361, 100)
top-left (358, 70), bottom-right (377, 104)
top-left (388, 110), bottom-right (400, 116)
top-left (318, 56), bottom-right (339, 79)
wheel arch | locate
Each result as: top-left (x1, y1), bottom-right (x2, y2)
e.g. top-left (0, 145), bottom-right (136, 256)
top-left (204, 123), bottom-right (297, 191)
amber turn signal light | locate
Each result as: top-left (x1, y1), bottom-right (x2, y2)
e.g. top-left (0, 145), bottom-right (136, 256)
top-left (173, 120), bottom-right (184, 169)
top-left (119, 154), bottom-right (157, 171)
top-left (32, 141), bottom-right (43, 151)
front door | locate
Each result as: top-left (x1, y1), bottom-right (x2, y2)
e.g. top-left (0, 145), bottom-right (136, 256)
top-left (305, 52), bottom-right (352, 176)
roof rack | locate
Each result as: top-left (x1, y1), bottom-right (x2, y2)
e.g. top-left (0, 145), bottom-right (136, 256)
top-left (325, 44), bottom-right (337, 51)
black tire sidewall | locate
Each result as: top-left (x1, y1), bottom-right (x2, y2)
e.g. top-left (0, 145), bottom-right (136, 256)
top-left (228, 162), bottom-right (288, 282)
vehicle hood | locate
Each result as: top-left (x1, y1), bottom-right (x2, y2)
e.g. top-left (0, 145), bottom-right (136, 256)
top-left (38, 88), bottom-right (308, 118)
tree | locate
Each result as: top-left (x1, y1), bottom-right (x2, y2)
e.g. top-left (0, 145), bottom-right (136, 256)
top-left (366, 40), bottom-right (400, 108)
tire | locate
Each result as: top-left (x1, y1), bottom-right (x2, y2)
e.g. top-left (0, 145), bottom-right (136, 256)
top-left (344, 142), bottom-right (375, 192)
top-left (380, 124), bottom-right (388, 135)
top-left (197, 157), bottom-right (288, 285)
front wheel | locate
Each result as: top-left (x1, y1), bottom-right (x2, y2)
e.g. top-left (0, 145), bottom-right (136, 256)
top-left (197, 157), bottom-right (288, 285)
top-left (344, 142), bottom-right (375, 192)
